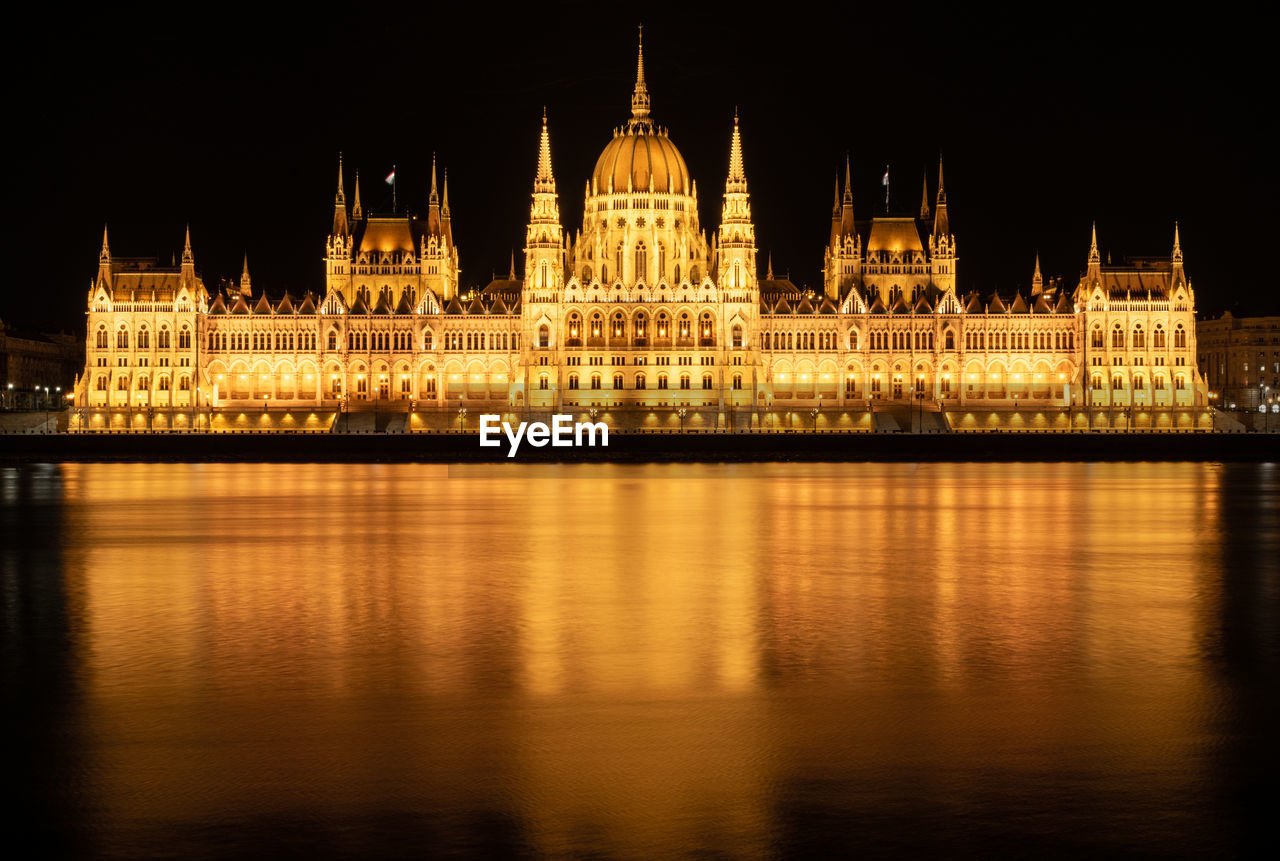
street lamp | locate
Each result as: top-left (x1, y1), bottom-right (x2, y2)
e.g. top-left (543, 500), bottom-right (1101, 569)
top-left (677, 406), bottom-right (687, 433)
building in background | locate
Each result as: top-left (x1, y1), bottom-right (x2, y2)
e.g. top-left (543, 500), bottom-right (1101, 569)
top-left (0, 318), bottom-right (80, 410)
top-left (1197, 311), bottom-right (1280, 424)
top-left (70, 33), bottom-right (1209, 433)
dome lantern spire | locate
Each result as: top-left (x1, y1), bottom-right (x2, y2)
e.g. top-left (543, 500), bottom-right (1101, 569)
top-left (629, 24), bottom-right (651, 125)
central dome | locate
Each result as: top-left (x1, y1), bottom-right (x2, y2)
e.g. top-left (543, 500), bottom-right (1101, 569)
top-left (592, 126), bottom-right (690, 196)
top-left (590, 26), bottom-right (692, 197)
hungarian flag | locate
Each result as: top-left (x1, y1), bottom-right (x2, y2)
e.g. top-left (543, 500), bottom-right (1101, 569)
top-left (385, 169), bottom-right (396, 185)
top-left (881, 167), bottom-right (890, 186)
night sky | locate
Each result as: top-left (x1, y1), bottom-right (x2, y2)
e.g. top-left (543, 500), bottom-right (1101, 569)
top-left (6, 4), bottom-right (1270, 334)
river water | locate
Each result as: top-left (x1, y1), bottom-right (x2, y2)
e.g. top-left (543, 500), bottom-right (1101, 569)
top-left (2, 462), bottom-right (1277, 858)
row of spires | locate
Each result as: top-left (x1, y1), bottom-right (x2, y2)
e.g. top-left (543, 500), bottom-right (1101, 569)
top-left (330, 151), bottom-right (452, 239)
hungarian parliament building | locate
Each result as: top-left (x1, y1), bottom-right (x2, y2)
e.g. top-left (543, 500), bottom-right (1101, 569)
top-left (73, 36), bottom-right (1207, 433)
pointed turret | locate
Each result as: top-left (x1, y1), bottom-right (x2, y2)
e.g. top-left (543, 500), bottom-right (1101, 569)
top-left (509, 250), bottom-right (516, 280)
top-left (766, 253), bottom-right (774, 281)
top-left (240, 254), bottom-right (252, 297)
top-left (829, 176), bottom-right (842, 250)
top-left (441, 168), bottom-right (453, 246)
top-left (1031, 253), bottom-right (1043, 295)
top-left (840, 155), bottom-right (855, 238)
top-left (351, 170), bottom-right (363, 219)
top-left (535, 107), bottom-right (555, 193)
top-left (919, 171), bottom-right (930, 220)
top-left (726, 109), bottom-right (746, 190)
top-left (1086, 221), bottom-right (1101, 281)
top-left (1171, 222), bottom-right (1185, 285)
top-left (427, 153), bottom-right (442, 236)
top-left (932, 156), bottom-right (949, 238)
top-left (180, 224), bottom-right (195, 286)
top-left (332, 153), bottom-right (349, 237)
top-left (96, 224), bottom-right (112, 289)
top-left (629, 24), bottom-right (651, 124)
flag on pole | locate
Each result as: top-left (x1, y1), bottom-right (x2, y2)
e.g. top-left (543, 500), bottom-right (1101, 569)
top-left (384, 169), bottom-right (396, 185)
top-left (881, 167), bottom-right (890, 187)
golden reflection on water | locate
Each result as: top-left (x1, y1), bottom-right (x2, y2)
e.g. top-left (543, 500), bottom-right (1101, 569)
top-left (38, 461), bottom-right (1260, 856)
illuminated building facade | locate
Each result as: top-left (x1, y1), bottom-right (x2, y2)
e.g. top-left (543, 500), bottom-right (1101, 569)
top-left (72, 35), bottom-right (1209, 432)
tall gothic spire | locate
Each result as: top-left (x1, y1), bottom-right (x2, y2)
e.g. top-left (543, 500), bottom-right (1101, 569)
top-left (240, 253), bottom-right (252, 296)
top-left (726, 110), bottom-right (746, 190)
top-left (535, 107), bottom-right (555, 192)
top-left (932, 156), bottom-right (950, 238)
top-left (919, 171), bottom-right (930, 220)
top-left (767, 253), bottom-right (774, 281)
top-left (509, 250), bottom-right (516, 280)
top-left (832, 176), bottom-right (840, 215)
top-left (442, 169), bottom-right (451, 215)
top-left (1172, 221), bottom-right (1182, 263)
top-left (630, 25), bottom-right (651, 123)
top-left (182, 224), bottom-right (193, 263)
top-left (429, 153), bottom-right (439, 206)
top-left (842, 155), bottom-right (853, 206)
top-left (332, 153), bottom-right (349, 237)
top-left (840, 154), bottom-right (855, 238)
top-left (352, 170), bottom-right (363, 219)
top-left (1089, 221), bottom-right (1100, 264)
top-left (1031, 253), bottom-right (1043, 294)
top-left (100, 224), bottom-right (110, 261)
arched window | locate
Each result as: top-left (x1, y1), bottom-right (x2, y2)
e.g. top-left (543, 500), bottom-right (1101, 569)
top-left (944, 330), bottom-right (955, 350)
top-left (157, 376), bottom-right (170, 391)
top-left (613, 373), bottom-right (623, 389)
top-left (582, 264), bottom-right (593, 282)
top-left (615, 242), bottom-right (624, 282)
top-left (96, 327), bottom-right (108, 349)
top-left (635, 373), bottom-right (647, 389)
top-left (732, 374), bottom-right (742, 390)
top-left (699, 312), bottom-right (714, 346)
top-left (612, 312), bottom-right (625, 339)
top-left (1134, 375), bottom-right (1145, 390)
top-left (137, 327), bottom-right (149, 349)
top-left (1175, 373), bottom-right (1186, 390)
top-left (1153, 326), bottom-right (1166, 349)
top-left (539, 374), bottom-right (549, 390)
top-left (116, 376), bottom-right (129, 391)
top-left (116, 327), bottom-right (129, 349)
top-left (540, 260), bottom-right (550, 289)
top-left (179, 376), bottom-right (190, 391)
top-left (1111, 324), bottom-right (1125, 350)
top-left (95, 375), bottom-right (107, 391)
top-left (137, 375), bottom-right (150, 392)
top-left (590, 313), bottom-right (603, 340)
top-left (568, 374), bottom-right (579, 390)
top-left (732, 325), bottom-right (743, 349)
top-left (658, 242), bottom-right (666, 281)
top-left (566, 314), bottom-right (582, 346)
top-left (1091, 373), bottom-right (1103, 390)
top-left (590, 374), bottom-right (602, 390)
top-left (678, 313), bottom-right (691, 340)
top-left (674, 263), bottom-right (681, 284)
top-left (1092, 327), bottom-right (1104, 349)
top-left (1174, 325), bottom-right (1187, 349)
top-left (679, 374), bottom-right (691, 390)
top-left (702, 373), bottom-right (712, 389)
top-left (635, 242), bottom-right (647, 283)
top-left (634, 312), bottom-right (648, 344)
top-left (1112, 374), bottom-right (1124, 390)
top-left (158, 327), bottom-right (170, 349)
top-left (178, 327), bottom-right (191, 350)
top-left (538, 324), bottom-right (550, 348)
top-left (732, 260), bottom-right (742, 288)
top-left (656, 312), bottom-right (669, 339)
top-left (1132, 325), bottom-right (1145, 349)
top-left (658, 373), bottom-right (669, 390)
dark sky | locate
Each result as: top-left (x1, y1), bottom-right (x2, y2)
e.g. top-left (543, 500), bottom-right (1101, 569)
top-left (5, 4), bottom-right (1271, 334)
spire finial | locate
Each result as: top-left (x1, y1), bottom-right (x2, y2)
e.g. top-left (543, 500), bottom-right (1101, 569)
top-left (1089, 221), bottom-right (1099, 263)
top-left (336, 152), bottom-right (345, 203)
top-left (726, 112), bottom-right (745, 186)
top-left (936, 154), bottom-right (946, 203)
top-left (1172, 221), bottom-right (1182, 263)
top-left (429, 152), bottom-right (439, 205)
top-left (242, 253), bottom-right (250, 278)
top-left (100, 224), bottom-right (110, 258)
top-left (920, 171), bottom-right (930, 220)
top-left (630, 24), bottom-right (651, 123)
top-left (832, 176), bottom-right (840, 215)
top-left (352, 170), bottom-right (362, 218)
top-left (442, 168), bottom-right (450, 215)
top-left (1032, 253), bottom-right (1043, 291)
top-left (843, 154), bottom-right (853, 205)
top-left (182, 223), bottom-right (193, 263)
top-left (535, 109), bottom-right (555, 190)
top-left (509, 249), bottom-right (516, 280)
top-left (767, 253), bottom-right (774, 281)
